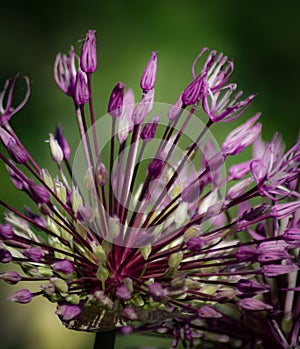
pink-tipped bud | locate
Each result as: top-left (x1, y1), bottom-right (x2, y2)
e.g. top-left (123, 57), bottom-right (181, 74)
top-left (239, 298), bottom-right (273, 311)
top-left (74, 70), bottom-right (89, 106)
top-left (56, 304), bottom-right (81, 321)
top-left (0, 271), bottom-right (21, 285)
top-left (181, 76), bottom-right (203, 106)
top-left (148, 282), bottom-right (167, 301)
top-left (108, 82), bottom-right (125, 118)
top-left (0, 249), bottom-right (12, 263)
top-left (29, 182), bottom-right (50, 204)
top-left (283, 228), bottom-right (300, 247)
top-left (23, 247), bottom-right (43, 262)
top-left (148, 158), bottom-right (164, 178)
top-left (80, 30), bottom-right (97, 73)
top-left (116, 285), bottom-right (132, 300)
top-left (95, 160), bottom-right (108, 186)
top-left (8, 289), bottom-right (32, 304)
top-left (141, 116), bottom-right (159, 141)
top-left (271, 201), bottom-right (300, 219)
top-left (168, 96), bottom-right (183, 121)
top-left (198, 306), bottom-right (222, 319)
top-left (52, 259), bottom-right (74, 274)
top-left (237, 279), bottom-right (270, 294)
top-left (140, 51), bottom-right (157, 92)
top-left (0, 224), bottom-right (14, 240)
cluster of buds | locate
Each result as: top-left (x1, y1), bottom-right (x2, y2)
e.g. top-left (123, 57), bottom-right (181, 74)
top-left (0, 30), bottom-right (299, 349)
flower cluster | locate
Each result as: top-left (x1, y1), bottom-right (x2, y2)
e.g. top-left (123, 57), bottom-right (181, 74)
top-left (0, 30), bottom-right (299, 349)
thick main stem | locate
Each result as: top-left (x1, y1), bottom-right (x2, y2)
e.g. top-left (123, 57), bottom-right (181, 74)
top-left (93, 330), bottom-right (116, 349)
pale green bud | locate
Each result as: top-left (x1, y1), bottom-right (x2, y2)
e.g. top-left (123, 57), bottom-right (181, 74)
top-left (140, 245), bottom-right (151, 260)
top-left (108, 216), bottom-right (120, 239)
top-left (175, 202), bottom-right (188, 227)
top-left (96, 264), bottom-right (109, 282)
top-left (41, 168), bottom-right (54, 191)
top-left (168, 252), bottom-right (183, 269)
top-left (54, 178), bottom-right (67, 204)
top-left (71, 187), bottom-right (83, 215)
top-left (83, 167), bottom-right (94, 191)
top-left (131, 294), bottom-right (144, 307)
top-left (37, 266), bottom-right (54, 277)
top-left (93, 244), bottom-right (107, 263)
top-left (54, 278), bottom-right (69, 293)
top-left (49, 133), bottom-right (64, 164)
top-left (66, 294), bottom-right (80, 305)
top-left (123, 278), bottom-right (133, 293)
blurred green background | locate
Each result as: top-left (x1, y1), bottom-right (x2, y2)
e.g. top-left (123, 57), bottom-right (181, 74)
top-left (0, 0), bottom-right (299, 348)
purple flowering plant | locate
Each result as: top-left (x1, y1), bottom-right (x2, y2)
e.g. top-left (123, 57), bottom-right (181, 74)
top-left (0, 30), bottom-right (299, 349)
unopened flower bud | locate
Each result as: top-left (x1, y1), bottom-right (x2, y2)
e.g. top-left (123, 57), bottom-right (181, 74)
top-left (49, 134), bottom-right (64, 164)
top-left (8, 289), bottom-right (32, 304)
top-left (29, 182), bottom-right (50, 204)
top-left (116, 285), bottom-right (132, 300)
top-left (271, 201), bottom-right (300, 219)
top-left (122, 307), bottom-right (138, 320)
top-left (95, 160), bottom-right (108, 186)
top-left (0, 249), bottom-right (12, 263)
top-left (181, 76), bottom-right (203, 106)
top-left (74, 70), bottom-right (89, 106)
top-left (0, 271), bottom-right (21, 284)
top-left (52, 259), bottom-right (74, 274)
top-left (198, 305), bottom-right (222, 318)
top-left (140, 51), bottom-right (157, 92)
top-left (141, 116), bottom-right (159, 141)
top-left (56, 304), bottom-right (81, 321)
top-left (237, 279), bottom-right (269, 294)
top-left (148, 158), bottom-right (164, 178)
top-left (239, 298), bottom-right (273, 311)
top-left (56, 125), bottom-right (71, 160)
top-left (24, 247), bottom-right (43, 262)
top-left (108, 82), bottom-right (125, 118)
top-left (7, 141), bottom-right (28, 164)
top-left (283, 228), bottom-right (300, 247)
top-left (168, 96), bottom-right (183, 121)
top-left (148, 282), bottom-right (167, 301)
top-left (0, 224), bottom-right (14, 239)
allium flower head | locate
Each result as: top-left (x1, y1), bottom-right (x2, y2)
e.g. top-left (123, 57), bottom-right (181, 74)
top-left (0, 30), bottom-right (299, 349)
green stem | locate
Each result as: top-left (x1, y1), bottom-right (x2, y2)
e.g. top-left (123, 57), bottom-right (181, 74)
top-left (93, 330), bottom-right (116, 349)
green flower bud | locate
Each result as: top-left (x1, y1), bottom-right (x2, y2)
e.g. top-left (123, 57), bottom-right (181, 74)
top-left (66, 294), bottom-right (80, 305)
top-left (54, 278), bottom-right (69, 293)
top-left (71, 187), bottom-right (83, 215)
top-left (168, 252), bottom-right (183, 269)
top-left (54, 178), bottom-right (67, 204)
top-left (41, 168), bottom-right (54, 191)
top-left (96, 264), bottom-right (109, 282)
top-left (140, 245), bottom-right (151, 260)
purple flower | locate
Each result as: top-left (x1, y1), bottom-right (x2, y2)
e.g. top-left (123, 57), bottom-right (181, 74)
top-left (0, 30), bottom-right (299, 349)
top-left (80, 30), bottom-right (97, 74)
top-left (0, 74), bottom-right (30, 125)
top-left (54, 47), bottom-right (79, 97)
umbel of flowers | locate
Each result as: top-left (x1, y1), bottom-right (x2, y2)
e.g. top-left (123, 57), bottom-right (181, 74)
top-left (0, 30), bottom-right (299, 349)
